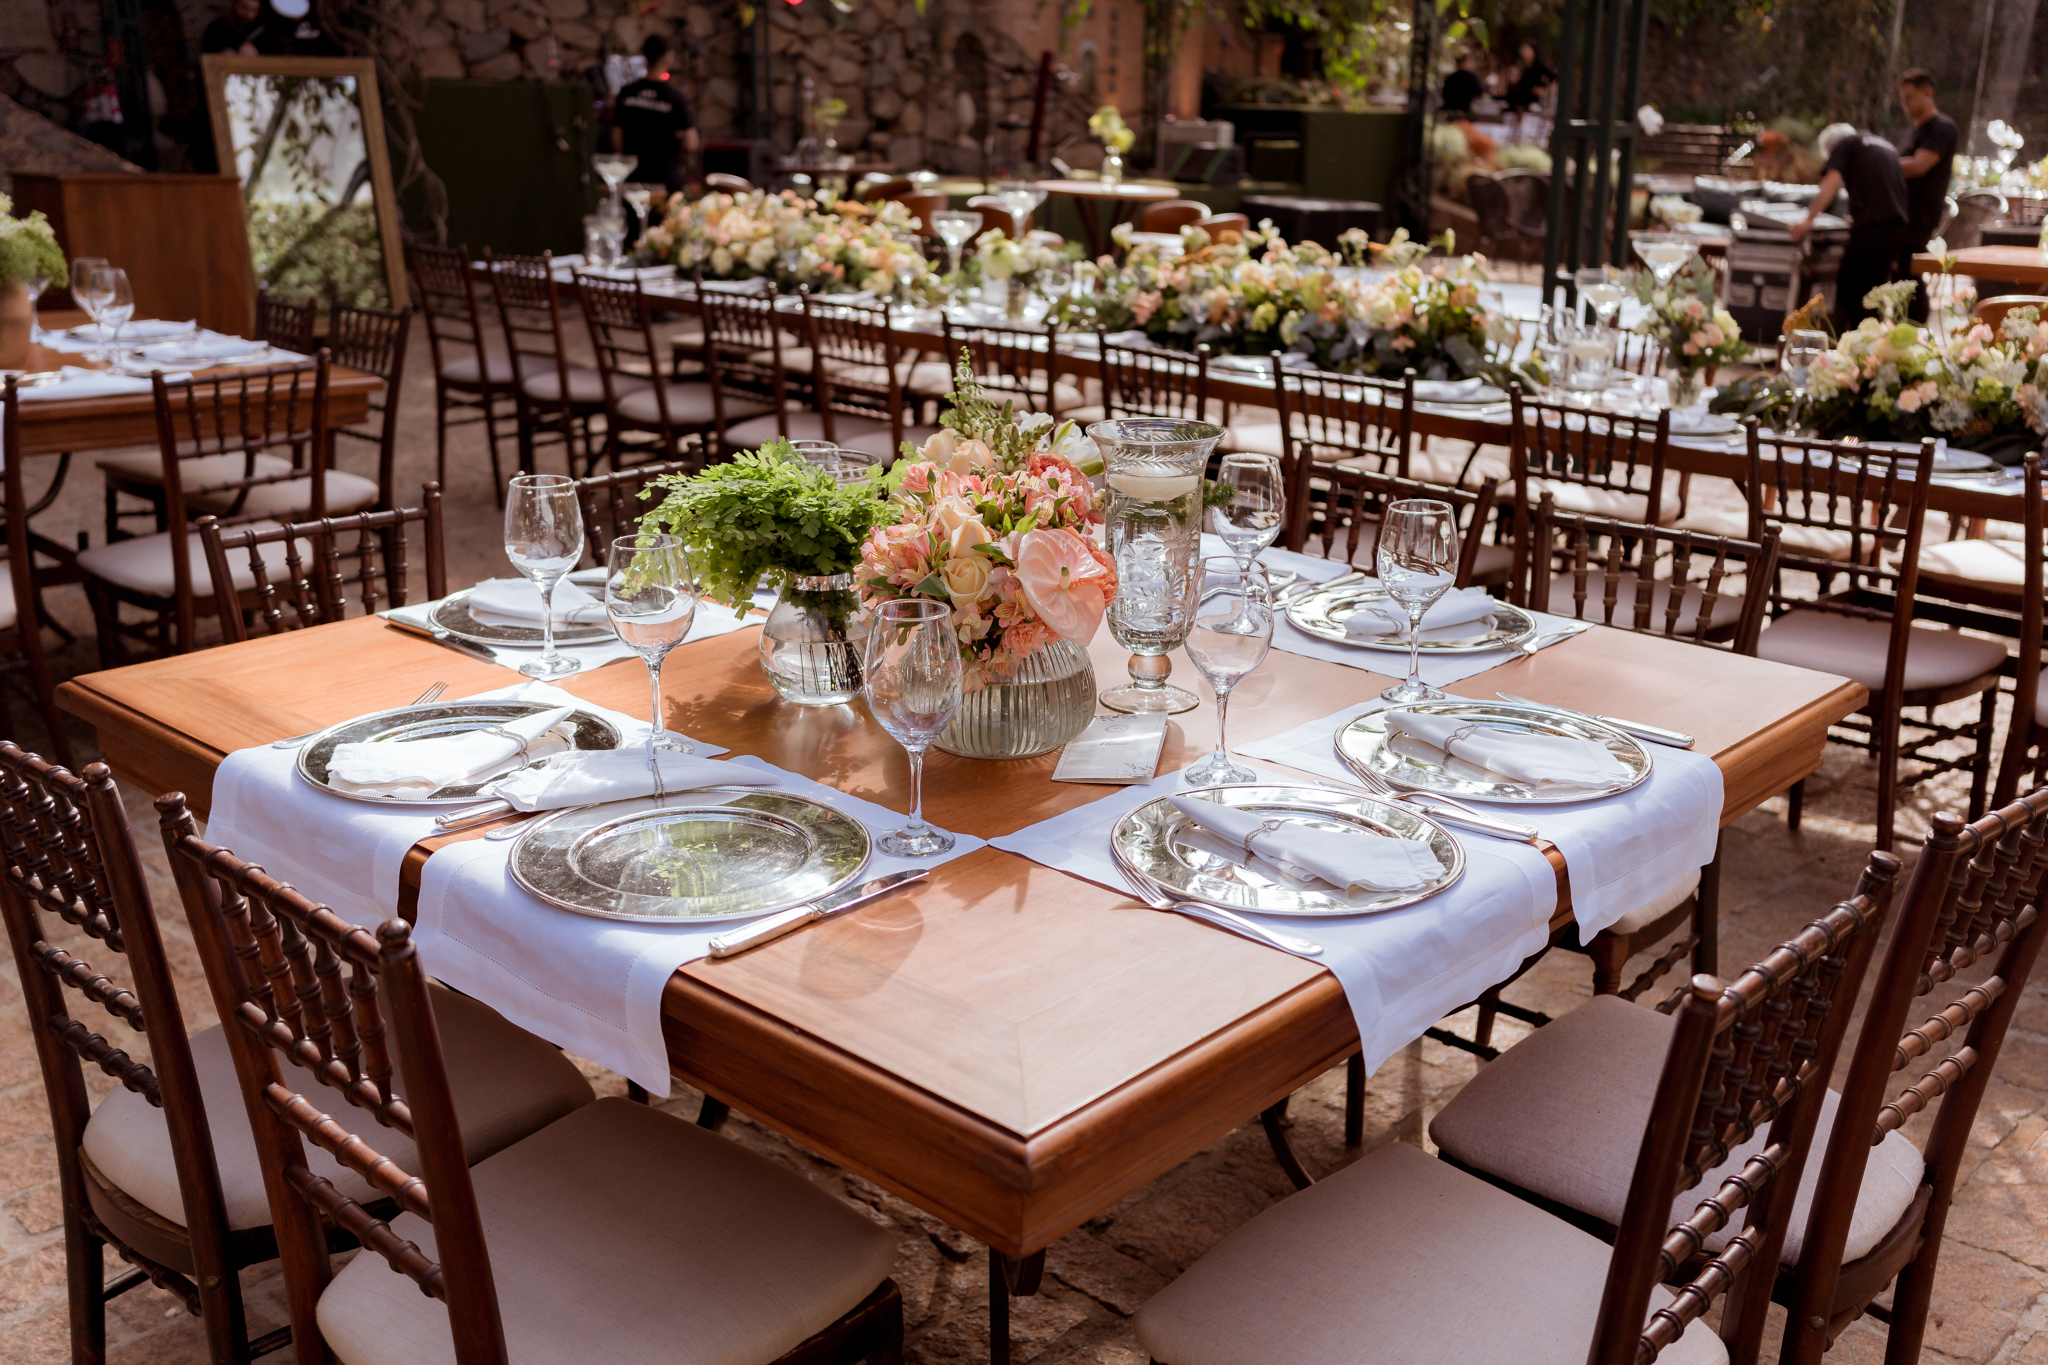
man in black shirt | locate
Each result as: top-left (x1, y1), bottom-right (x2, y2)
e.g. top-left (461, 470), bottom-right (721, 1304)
top-left (201, 0), bottom-right (272, 54)
top-left (1505, 43), bottom-right (1554, 114)
top-left (612, 36), bottom-right (698, 193)
top-left (1441, 51), bottom-right (1482, 116)
top-left (1792, 123), bottom-right (1913, 330)
top-left (1896, 67), bottom-right (1957, 322)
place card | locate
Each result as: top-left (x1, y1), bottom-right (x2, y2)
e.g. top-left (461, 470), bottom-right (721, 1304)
top-left (1053, 712), bottom-right (1168, 784)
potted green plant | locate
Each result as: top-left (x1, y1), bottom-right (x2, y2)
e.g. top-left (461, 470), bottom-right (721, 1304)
top-left (0, 195), bottom-right (67, 369)
top-left (638, 439), bottom-right (885, 706)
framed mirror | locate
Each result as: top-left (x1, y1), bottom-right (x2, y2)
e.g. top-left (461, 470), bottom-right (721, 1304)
top-left (202, 55), bottom-right (407, 313)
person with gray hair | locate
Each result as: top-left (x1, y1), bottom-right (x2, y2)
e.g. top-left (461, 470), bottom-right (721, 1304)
top-left (1793, 122), bottom-right (1912, 329)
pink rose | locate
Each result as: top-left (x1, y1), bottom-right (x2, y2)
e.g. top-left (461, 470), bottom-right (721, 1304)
top-left (1014, 528), bottom-right (1111, 645)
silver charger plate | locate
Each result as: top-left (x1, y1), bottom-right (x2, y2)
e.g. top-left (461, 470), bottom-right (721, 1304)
top-left (1413, 381), bottom-right (1510, 405)
top-left (508, 790), bottom-right (870, 923)
top-left (1111, 783), bottom-right (1464, 917)
top-left (297, 701), bottom-right (623, 805)
top-left (428, 568), bottom-right (616, 648)
top-left (1285, 583), bottom-right (1536, 654)
top-left (1334, 700), bottom-right (1652, 805)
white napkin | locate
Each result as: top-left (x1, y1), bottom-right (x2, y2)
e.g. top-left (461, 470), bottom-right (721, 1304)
top-left (328, 705), bottom-right (576, 797)
top-left (475, 749), bottom-right (776, 812)
top-left (1346, 586), bottom-right (1497, 638)
top-left (16, 367), bottom-right (159, 401)
top-left (1383, 710), bottom-right (1633, 789)
top-left (70, 318), bottom-right (195, 341)
top-left (466, 576), bottom-right (611, 626)
top-left (1165, 793), bottom-right (1445, 893)
top-left (138, 333), bottom-right (265, 363)
top-left (1413, 377), bottom-right (1487, 401)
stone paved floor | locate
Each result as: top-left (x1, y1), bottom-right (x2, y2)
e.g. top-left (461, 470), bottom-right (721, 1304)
top-left (2, 317), bottom-right (2044, 1364)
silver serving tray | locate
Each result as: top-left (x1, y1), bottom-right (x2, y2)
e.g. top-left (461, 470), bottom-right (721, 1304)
top-left (508, 790), bottom-right (870, 923)
top-left (429, 569), bottom-right (616, 648)
top-left (1335, 700), bottom-right (1651, 805)
top-left (297, 701), bottom-right (622, 805)
top-left (1285, 583), bottom-right (1536, 654)
top-left (1110, 783), bottom-right (1464, 917)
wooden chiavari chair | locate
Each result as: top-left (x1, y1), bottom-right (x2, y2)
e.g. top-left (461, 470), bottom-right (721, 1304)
top-left (1135, 200), bottom-right (1208, 234)
top-left (801, 295), bottom-right (936, 463)
top-left (485, 250), bottom-right (622, 478)
top-left (698, 285), bottom-right (795, 456)
top-left (1097, 334), bottom-right (1210, 425)
top-left (942, 316), bottom-right (1081, 419)
top-left (574, 460), bottom-right (695, 564)
top-left (157, 804), bottom-right (904, 1365)
top-left (198, 485), bottom-right (446, 644)
top-left (1509, 391), bottom-right (1681, 543)
top-left (1742, 439), bottom-right (2007, 849)
top-left (252, 292), bottom-right (317, 357)
top-left (75, 359), bottom-right (369, 663)
top-left (1, 380), bottom-right (69, 764)
top-left (407, 243), bottom-right (522, 504)
top-left (1297, 463), bottom-right (1501, 580)
top-left (327, 303), bottom-right (411, 510)
top-left (575, 272), bottom-right (720, 472)
top-left (1138, 850), bottom-right (1901, 1365)
top-left (1993, 455), bottom-right (2045, 804)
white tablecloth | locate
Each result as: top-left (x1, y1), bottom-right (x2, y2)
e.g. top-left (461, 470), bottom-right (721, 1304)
top-left (989, 767), bottom-right (1559, 1075)
top-left (205, 682), bottom-right (686, 926)
top-left (1237, 698), bottom-right (1722, 936)
top-left (411, 755), bottom-right (985, 1094)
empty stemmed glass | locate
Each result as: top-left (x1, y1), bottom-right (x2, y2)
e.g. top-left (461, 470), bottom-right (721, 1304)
top-left (862, 598), bottom-right (962, 857)
top-left (96, 267), bottom-right (135, 365)
top-left (1575, 264), bottom-right (1625, 330)
top-left (1210, 453), bottom-right (1286, 571)
top-left (1182, 558), bottom-right (1274, 787)
top-left (592, 151), bottom-right (637, 217)
top-left (70, 259), bottom-right (110, 361)
top-left (1630, 231), bottom-right (1697, 287)
top-left (1780, 328), bottom-right (1828, 435)
top-left (23, 266), bottom-right (52, 342)
top-left (1375, 499), bottom-right (1457, 704)
top-left (504, 473), bottom-right (586, 679)
top-left (930, 211), bottom-right (980, 282)
top-left (606, 533), bottom-right (697, 763)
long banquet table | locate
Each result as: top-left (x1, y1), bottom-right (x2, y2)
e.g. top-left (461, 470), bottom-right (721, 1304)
top-left (59, 604), bottom-right (1864, 1270)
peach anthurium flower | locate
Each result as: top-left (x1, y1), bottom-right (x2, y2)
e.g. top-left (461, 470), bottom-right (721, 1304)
top-left (1015, 528), bottom-right (1110, 645)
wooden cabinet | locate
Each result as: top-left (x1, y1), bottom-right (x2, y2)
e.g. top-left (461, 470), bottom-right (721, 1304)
top-left (11, 173), bottom-right (255, 336)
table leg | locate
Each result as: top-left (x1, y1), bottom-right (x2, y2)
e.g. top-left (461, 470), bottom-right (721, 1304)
top-left (987, 1246), bottom-right (1046, 1365)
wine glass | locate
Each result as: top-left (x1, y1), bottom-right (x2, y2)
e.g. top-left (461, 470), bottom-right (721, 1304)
top-left (1535, 306), bottom-right (1572, 397)
top-left (931, 211), bottom-right (981, 281)
top-left (23, 267), bottom-right (52, 342)
top-left (504, 473), bottom-right (586, 679)
top-left (593, 152), bottom-right (638, 216)
top-left (1566, 324), bottom-right (1614, 395)
top-left (1182, 559), bottom-right (1274, 787)
top-left (1375, 499), bottom-right (1457, 704)
top-left (1096, 419), bottom-right (1221, 714)
top-left (70, 260), bottom-right (110, 361)
top-left (1211, 453), bottom-right (1286, 570)
top-left (1630, 231), bottom-right (1696, 287)
top-left (606, 533), bottom-right (697, 763)
top-left (862, 598), bottom-right (962, 857)
top-left (1780, 328), bottom-right (1828, 435)
top-left (96, 267), bottom-right (135, 366)
top-left (1575, 264), bottom-right (1625, 330)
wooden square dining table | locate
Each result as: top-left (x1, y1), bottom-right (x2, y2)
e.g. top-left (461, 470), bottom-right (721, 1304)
top-left (58, 610), bottom-right (1861, 1356)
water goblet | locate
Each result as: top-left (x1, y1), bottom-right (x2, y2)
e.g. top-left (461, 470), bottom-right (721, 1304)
top-left (1535, 305), bottom-right (1572, 397)
top-left (1566, 324), bottom-right (1614, 395)
top-left (622, 181), bottom-right (659, 241)
top-left (23, 267), bottom-right (51, 342)
top-left (1375, 499), bottom-right (1457, 704)
top-left (504, 473), bottom-right (586, 679)
top-left (1181, 559), bottom-right (1274, 787)
top-left (1211, 453), bottom-right (1285, 570)
top-left (606, 534), bottom-right (698, 761)
top-left (96, 267), bottom-right (135, 366)
top-left (1095, 418), bottom-right (1223, 714)
top-left (1780, 328), bottom-right (1827, 435)
top-left (862, 598), bottom-right (962, 857)
top-left (70, 259), bottom-right (110, 361)
top-left (931, 211), bottom-right (980, 281)
top-left (1575, 264), bottom-right (1625, 329)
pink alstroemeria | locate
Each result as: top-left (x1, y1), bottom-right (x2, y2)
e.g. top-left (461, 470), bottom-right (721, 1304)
top-left (1014, 528), bottom-right (1110, 645)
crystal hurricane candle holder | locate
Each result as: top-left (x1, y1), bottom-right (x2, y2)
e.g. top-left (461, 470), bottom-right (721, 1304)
top-left (1090, 418), bottom-right (1225, 714)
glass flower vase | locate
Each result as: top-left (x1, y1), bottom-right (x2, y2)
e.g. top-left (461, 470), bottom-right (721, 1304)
top-left (934, 638), bottom-right (1097, 759)
top-left (759, 573), bottom-right (869, 706)
top-left (1666, 366), bottom-right (1706, 410)
top-left (1101, 152), bottom-right (1125, 185)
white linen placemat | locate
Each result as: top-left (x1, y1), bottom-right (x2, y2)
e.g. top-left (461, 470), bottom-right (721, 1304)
top-left (16, 368), bottom-right (157, 401)
top-left (988, 768), bottom-right (1558, 1075)
top-left (205, 682), bottom-right (695, 926)
top-left (411, 754), bottom-right (985, 1094)
top-left (1238, 699), bottom-right (1723, 937)
top-left (380, 591), bottom-right (763, 672)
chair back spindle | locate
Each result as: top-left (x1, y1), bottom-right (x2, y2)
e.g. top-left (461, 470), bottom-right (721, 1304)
top-left (1097, 336), bottom-right (1210, 425)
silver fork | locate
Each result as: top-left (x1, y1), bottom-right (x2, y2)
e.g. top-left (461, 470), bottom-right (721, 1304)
top-left (1114, 861), bottom-right (1324, 956)
top-left (1332, 766), bottom-right (1542, 842)
top-left (1516, 621), bottom-right (1591, 658)
top-left (271, 682), bottom-right (450, 748)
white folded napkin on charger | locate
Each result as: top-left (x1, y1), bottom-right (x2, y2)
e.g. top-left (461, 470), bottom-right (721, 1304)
top-left (1346, 586), bottom-right (1496, 639)
top-left (475, 749), bottom-right (776, 811)
top-left (71, 318), bottom-right (195, 341)
top-left (1166, 794), bottom-right (1445, 894)
top-left (466, 576), bottom-right (610, 626)
top-left (1383, 710), bottom-right (1632, 789)
top-left (328, 706), bottom-right (577, 797)
top-left (1412, 377), bottom-right (1487, 402)
top-left (138, 333), bottom-right (265, 362)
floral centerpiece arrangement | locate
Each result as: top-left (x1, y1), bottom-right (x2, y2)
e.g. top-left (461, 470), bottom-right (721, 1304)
top-left (956, 229), bottom-right (1078, 302)
top-left (644, 190), bottom-right (936, 298)
top-left (897, 352), bottom-right (1105, 476)
top-left (0, 194), bottom-right (67, 366)
top-left (1627, 255), bottom-right (1750, 405)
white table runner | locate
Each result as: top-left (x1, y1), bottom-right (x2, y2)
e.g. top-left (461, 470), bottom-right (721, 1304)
top-left (411, 755), bottom-right (985, 1094)
top-left (205, 682), bottom-right (685, 926)
top-left (1237, 698), bottom-right (1723, 937)
top-left (989, 768), bottom-right (1558, 1076)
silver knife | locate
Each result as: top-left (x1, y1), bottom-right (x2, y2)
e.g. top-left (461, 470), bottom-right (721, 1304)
top-left (382, 615), bottom-right (503, 666)
top-left (707, 870), bottom-right (929, 958)
top-left (1494, 693), bottom-right (1696, 748)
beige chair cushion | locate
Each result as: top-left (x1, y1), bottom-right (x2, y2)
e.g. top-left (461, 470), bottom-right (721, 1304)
top-left (77, 523), bottom-right (291, 598)
top-left (1602, 865), bottom-right (1702, 937)
top-left (522, 366), bottom-right (633, 406)
top-left (315, 1098), bottom-right (898, 1365)
top-left (1757, 609), bottom-right (2009, 695)
top-left (441, 353), bottom-right (548, 387)
top-left (1673, 506), bottom-right (1864, 562)
top-left (724, 409), bottom-right (889, 450)
top-left (614, 382), bottom-right (768, 429)
top-left (1221, 423), bottom-right (1286, 458)
top-left (81, 985), bottom-right (594, 1231)
top-left (1917, 537), bottom-right (2029, 591)
top-left (1408, 445), bottom-right (1509, 487)
top-left (841, 425), bottom-right (938, 464)
top-left (751, 345), bottom-right (814, 376)
top-left (97, 451), bottom-right (380, 519)
top-left (1133, 1141), bottom-right (1728, 1365)
top-left (1429, 995), bottom-right (1925, 1268)
top-left (1534, 478), bottom-right (1680, 525)
top-left (1541, 571), bottom-right (1749, 638)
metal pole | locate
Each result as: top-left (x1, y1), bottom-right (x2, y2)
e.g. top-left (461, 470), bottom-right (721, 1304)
top-left (1608, 0), bottom-right (1650, 268)
top-left (1541, 0), bottom-right (1583, 306)
top-left (1403, 0), bottom-right (1436, 237)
